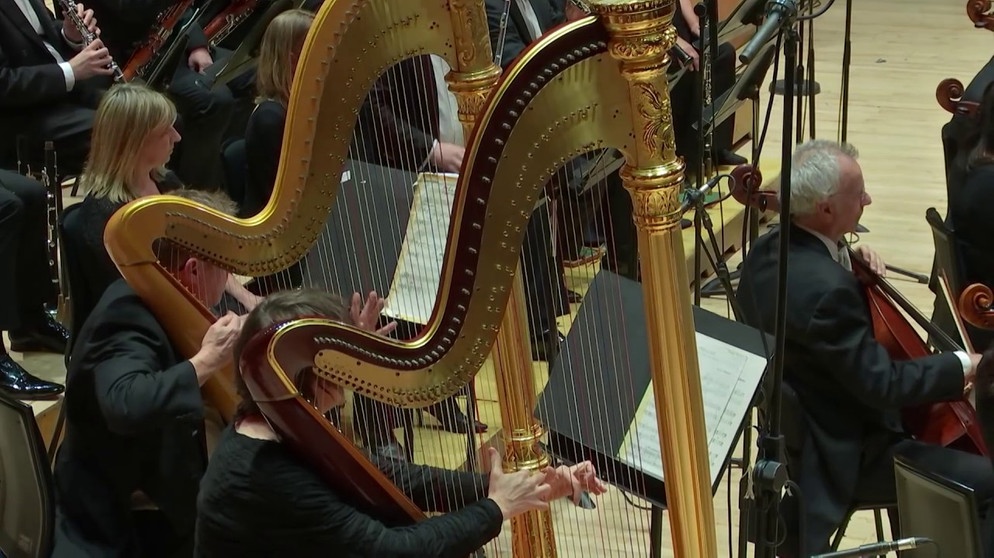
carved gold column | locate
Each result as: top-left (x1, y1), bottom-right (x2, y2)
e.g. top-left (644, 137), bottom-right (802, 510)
top-left (446, 4), bottom-right (556, 556)
top-left (589, 1), bottom-right (718, 556)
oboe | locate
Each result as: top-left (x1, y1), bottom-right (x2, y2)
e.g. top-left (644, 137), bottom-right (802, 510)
top-left (57, 0), bottom-right (125, 82)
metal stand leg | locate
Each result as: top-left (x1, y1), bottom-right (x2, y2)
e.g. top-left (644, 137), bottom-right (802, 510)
top-left (650, 505), bottom-right (665, 558)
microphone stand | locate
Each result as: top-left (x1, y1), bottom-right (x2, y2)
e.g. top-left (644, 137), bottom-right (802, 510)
top-left (753, 20), bottom-right (798, 558)
top-left (834, 0), bottom-right (928, 284)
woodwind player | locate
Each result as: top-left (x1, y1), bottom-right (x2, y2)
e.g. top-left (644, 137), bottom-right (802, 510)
top-left (0, 0), bottom-right (111, 174)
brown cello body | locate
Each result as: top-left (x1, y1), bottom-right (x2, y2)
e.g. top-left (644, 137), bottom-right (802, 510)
top-left (853, 255), bottom-right (989, 456)
top-left (728, 163), bottom-right (988, 456)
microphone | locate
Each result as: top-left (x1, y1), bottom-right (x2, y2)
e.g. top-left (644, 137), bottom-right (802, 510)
top-left (810, 537), bottom-right (934, 558)
top-left (739, 0), bottom-right (799, 64)
top-left (680, 173), bottom-right (733, 213)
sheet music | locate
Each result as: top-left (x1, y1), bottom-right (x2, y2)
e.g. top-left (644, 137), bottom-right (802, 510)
top-left (617, 331), bottom-right (767, 485)
top-left (383, 172), bottom-right (458, 325)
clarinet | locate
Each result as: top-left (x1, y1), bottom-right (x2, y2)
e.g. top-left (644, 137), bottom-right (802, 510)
top-left (57, 0), bottom-right (126, 82)
top-left (41, 142), bottom-right (63, 318)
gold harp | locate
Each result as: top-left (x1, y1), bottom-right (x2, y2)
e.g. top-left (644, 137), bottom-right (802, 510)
top-left (105, 0), bottom-right (717, 555)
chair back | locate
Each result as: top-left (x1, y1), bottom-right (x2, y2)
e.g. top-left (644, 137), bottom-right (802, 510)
top-left (927, 207), bottom-right (966, 295)
top-left (0, 392), bottom-right (55, 558)
top-left (221, 138), bottom-right (247, 213)
top-left (59, 203), bottom-right (94, 359)
top-left (894, 454), bottom-right (983, 557)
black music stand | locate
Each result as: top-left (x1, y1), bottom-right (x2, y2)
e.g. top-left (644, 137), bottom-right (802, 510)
top-left (535, 270), bottom-right (769, 557)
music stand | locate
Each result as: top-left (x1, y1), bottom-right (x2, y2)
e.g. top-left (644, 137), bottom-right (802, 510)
top-left (0, 393), bottom-right (55, 558)
top-left (535, 270), bottom-right (769, 557)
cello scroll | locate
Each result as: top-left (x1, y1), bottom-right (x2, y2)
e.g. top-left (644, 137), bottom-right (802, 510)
top-left (959, 283), bottom-right (994, 329)
top-left (968, 0), bottom-right (994, 30)
top-left (936, 78), bottom-right (979, 116)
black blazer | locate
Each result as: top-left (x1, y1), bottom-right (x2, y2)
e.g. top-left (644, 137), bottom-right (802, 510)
top-left (736, 225), bottom-right (965, 555)
top-left (484, 0), bottom-right (564, 69)
top-left (0, 0), bottom-right (81, 108)
top-left (51, 279), bottom-right (207, 557)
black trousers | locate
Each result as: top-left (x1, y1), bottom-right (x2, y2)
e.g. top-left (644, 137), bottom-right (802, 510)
top-left (521, 202), bottom-right (570, 337)
top-left (0, 170), bottom-right (52, 331)
top-left (786, 437), bottom-right (994, 557)
top-left (166, 62), bottom-right (236, 189)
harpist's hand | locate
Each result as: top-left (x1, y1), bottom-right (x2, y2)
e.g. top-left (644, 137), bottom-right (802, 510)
top-left (351, 291), bottom-right (398, 336)
top-left (541, 462), bottom-right (608, 504)
top-left (485, 447), bottom-right (552, 519)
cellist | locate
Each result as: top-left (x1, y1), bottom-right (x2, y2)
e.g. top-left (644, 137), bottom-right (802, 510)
top-left (736, 139), bottom-right (994, 557)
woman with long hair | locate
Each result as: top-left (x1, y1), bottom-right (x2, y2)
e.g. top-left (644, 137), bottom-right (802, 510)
top-left (241, 8), bottom-right (314, 219)
top-left (68, 82), bottom-right (259, 345)
top-left (195, 288), bottom-right (606, 557)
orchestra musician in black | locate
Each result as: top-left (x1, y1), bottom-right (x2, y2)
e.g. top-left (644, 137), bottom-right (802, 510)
top-left (736, 139), bottom-right (994, 557)
top-left (51, 188), bottom-right (245, 558)
top-left (0, 0), bottom-right (112, 174)
top-left (0, 169), bottom-right (68, 399)
top-left (81, 0), bottom-right (240, 188)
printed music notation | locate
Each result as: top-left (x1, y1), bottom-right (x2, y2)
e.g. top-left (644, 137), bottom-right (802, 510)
top-left (617, 332), bottom-right (766, 486)
top-left (383, 172), bottom-right (458, 325)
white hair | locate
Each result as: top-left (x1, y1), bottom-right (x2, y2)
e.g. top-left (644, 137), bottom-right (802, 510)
top-left (781, 139), bottom-right (859, 216)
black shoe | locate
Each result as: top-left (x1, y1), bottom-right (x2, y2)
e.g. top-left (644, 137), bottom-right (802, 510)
top-left (0, 354), bottom-right (64, 400)
top-left (717, 149), bottom-right (747, 166)
top-left (424, 402), bottom-right (489, 434)
top-left (530, 329), bottom-right (566, 362)
top-left (9, 315), bottom-right (69, 354)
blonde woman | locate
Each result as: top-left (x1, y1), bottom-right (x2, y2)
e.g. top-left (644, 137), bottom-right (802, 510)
top-left (242, 8), bottom-right (314, 219)
top-left (69, 83), bottom-right (259, 343)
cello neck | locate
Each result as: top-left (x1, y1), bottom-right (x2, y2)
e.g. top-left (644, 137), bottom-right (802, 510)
top-left (849, 247), bottom-right (965, 353)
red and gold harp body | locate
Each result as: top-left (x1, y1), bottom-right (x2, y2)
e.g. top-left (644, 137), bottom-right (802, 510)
top-left (105, 0), bottom-right (719, 555)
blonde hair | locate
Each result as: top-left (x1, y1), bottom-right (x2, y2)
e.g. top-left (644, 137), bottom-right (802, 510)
top-left (255, 9), bottom-right (315, 104)
top-left (79, 83), bottom-right (177, 203)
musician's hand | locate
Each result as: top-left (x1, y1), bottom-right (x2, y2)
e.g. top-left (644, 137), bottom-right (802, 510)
top-left (69, 39), bottom-right (114, 80)
top-left (188, 47), bottom-right (214, 74)
top-left (63, 3), bottom-right (98, 44)
top-left (675, 37), bottom-right (700, 71)
top-left (565, 2), bottom-right (587, 21)
top-left (430, 141), bottom-right (464, 173)
top-left (191, 312), bottom-right (244, 385)
top-left (350, 291), bottom-right (398, 337)
top-left (853, 244), bottom-right (886, 276)
top-left (540, 462), bottom-right (608, 504)
top-left (485, 447), bottom-right (553, 519)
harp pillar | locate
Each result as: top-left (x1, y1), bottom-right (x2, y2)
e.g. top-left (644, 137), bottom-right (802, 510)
top-left (590, 0), bottom-right (718, 556)
top-left (447, 5), bottom-right (556, 556)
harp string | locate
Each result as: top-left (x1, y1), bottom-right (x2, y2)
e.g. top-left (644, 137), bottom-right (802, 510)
top-left (292, 55), bottom-right (494, 520)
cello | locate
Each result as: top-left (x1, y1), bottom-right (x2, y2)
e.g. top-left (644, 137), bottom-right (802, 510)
top-left (730, 164), bottom-right (989, 456)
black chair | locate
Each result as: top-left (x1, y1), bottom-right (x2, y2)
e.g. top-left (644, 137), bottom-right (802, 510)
top-left (0, 392), bottom-right (56, 558)
top-left (58, 203), bottom-right (94, 361)
top-left (774, 382), bottom-right (893, 554)
top-left (220, 138), bottom-right (247, 212)
top-left (894, 454), bottom-right (984, 557)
